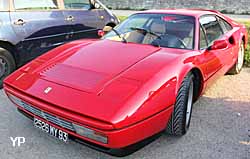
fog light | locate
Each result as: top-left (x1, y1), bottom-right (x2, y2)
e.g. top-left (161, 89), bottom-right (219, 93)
top-left (8, 94), bottom-right (24, 108)
top-left (72, 123), bottom-right (108, 144)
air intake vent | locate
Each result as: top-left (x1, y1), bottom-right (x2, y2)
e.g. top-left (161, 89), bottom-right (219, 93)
top-left (21, 101), bottom-right (75, 132)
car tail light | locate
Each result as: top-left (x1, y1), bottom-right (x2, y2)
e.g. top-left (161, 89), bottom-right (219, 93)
top-left (72, 123), bottom-right (108, 144)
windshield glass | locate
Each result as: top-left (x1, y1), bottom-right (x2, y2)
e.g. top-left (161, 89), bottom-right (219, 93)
top-left (103, 13), bottom-right (195, 50)
top-left (0, 1), bottom-right (8, 10)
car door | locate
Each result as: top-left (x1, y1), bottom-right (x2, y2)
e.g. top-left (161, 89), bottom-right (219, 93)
top-left (62, 0), bottom-right (100, 40)
top-left (199, 15), bottom-right (233, 80)
top-left (216, 16), bottom-right (237, 67)
top-left (10, 0), bottom-right (72, 63)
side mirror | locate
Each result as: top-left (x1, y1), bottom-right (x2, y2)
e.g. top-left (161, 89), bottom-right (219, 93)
top-left (90, 0), bottom-right (101, 9)
top-left (94, 3), bottom-right (101, 9)
top-left (210, 39), bottom-right (228, 50)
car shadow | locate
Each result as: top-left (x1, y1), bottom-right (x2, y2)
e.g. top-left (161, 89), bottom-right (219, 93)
top-left (95, 96), bottom-right (250, 158)
top-left (1, 87), bottom-right (249, 158)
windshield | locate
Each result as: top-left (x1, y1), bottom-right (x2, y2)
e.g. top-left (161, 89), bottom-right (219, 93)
top-left (103, 13), bottom-right (195, 50)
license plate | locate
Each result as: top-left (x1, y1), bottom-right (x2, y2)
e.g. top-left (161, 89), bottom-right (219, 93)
top-left (33, 118), bottom-right (68, 143)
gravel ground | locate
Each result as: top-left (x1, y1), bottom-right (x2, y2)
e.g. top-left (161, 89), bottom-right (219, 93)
top-left (0, 68), bottom-right (249, 159)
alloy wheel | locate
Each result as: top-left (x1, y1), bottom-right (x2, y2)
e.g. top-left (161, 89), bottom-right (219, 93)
top-left (236, 43), bottom-right (245, 72)
top-left (0, 57), bottom-right (8, 79)
top-left (185, 80), bottom-right (194, 129)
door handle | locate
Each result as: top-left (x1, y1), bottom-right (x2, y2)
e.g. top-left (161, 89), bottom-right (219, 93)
top-left (14, 19), bottom-right (26, 25)
top-left (65, 16), bottom-right (75, 22)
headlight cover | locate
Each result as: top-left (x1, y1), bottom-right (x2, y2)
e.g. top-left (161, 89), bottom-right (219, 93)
top-left (72, 123), bottom-right (108, 144)
top-left (8, 93), bottom-right (24, 108)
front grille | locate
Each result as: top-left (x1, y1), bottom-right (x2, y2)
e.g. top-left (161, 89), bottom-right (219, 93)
top-left (20, 101), bottom-right (75, 132)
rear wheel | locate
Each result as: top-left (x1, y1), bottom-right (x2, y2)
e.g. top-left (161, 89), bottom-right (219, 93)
top-left (0, 48), bottom-right (16, 88)
top-left (166, 73), bottom-right (194, 136)
top-left (228, 41), bottom-right (245, 74)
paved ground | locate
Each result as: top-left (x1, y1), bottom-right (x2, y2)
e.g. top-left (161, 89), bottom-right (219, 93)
top-left (0, 68), bottom-right (249, 159)
top-left (112, 10), bottom-right (250, 20)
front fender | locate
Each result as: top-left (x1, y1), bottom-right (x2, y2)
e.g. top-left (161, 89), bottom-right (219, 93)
top-left (108, 51), bottom-right (204, 129)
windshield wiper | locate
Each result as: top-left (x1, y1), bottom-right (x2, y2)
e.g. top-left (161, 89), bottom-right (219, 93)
top-left (111, 28), bottom-right (127, 43)
top-left (130, 27), bottom-right (161, 39)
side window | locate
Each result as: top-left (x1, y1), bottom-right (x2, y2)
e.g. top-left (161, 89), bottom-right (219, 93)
top-left (200, 16), bottom-right (224, 46)
top-left (224, 21), bottom-right (233, 31)
top-left (63, 0), bottom-right (90, 10)
top-left (14, 0), bottom-right (59, 10)
top-left (217, 17), bottom-right (233, 33)
top-left (0, 1), bottom-right (8, 10)
top-left (199, 26), bottom-right (208, 49)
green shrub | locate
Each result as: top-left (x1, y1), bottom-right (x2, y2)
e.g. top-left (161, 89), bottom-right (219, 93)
top-left (118, 16), bottom-right (128, 22)
top-left (238, 21), bottom-right (250, 66)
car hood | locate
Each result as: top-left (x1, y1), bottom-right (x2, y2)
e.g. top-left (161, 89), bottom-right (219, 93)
top-left (5, 40), bottom-right (170, 128)
top-left (38, 40), bottom-right (160, 94)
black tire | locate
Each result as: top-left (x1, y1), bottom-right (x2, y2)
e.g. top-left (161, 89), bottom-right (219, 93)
top-left (228, 41), bottom-right (245, 75)
top-left (0, 47), bottom-right (16, 88)
top-left (166, 73), bottom-right (194, 136)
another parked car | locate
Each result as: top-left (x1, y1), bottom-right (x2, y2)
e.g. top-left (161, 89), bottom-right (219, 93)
top-left (3, 9), bottom-right (248, 156)
top-left (0, 0), bottom-right (119, 87)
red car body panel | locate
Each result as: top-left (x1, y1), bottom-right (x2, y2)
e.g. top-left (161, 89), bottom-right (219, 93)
top-left (4, 85), bottom-right (173, 148)
top-left (3, 9), bottom-right (248, 149)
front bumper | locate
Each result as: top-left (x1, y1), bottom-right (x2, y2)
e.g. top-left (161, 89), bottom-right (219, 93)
top-left (18, 108), bottom-right (162, 157)
top-left (4, 85), bottom-right (173, 155)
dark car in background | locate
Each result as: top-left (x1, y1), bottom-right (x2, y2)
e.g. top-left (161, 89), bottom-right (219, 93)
top-left (0, 0), bottom-right (119, 87)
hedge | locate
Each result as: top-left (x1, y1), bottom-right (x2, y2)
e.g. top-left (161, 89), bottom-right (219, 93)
top-left (238, 21), bottom-right (250, 66)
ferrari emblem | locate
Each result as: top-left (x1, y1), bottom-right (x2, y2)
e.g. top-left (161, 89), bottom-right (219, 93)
top-left (44, 87), bottom-right (52, 94)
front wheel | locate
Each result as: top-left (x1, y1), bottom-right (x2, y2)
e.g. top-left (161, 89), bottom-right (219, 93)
top-left (166, 73), bottom-right (194, 136)
top-left (0, 48), bottom-right (16, 88)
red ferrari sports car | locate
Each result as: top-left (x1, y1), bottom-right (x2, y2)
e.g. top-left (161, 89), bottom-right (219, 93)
top-left (3, 9), bottom-right (248, 156)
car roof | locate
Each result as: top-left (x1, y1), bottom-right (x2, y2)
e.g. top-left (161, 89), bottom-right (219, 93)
top-left (138, 9), bottom-right (219, 17)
